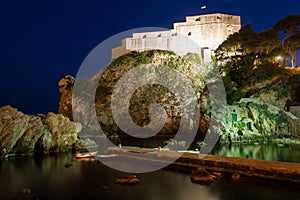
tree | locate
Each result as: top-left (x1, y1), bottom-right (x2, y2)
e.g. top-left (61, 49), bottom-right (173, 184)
top-left (284, 32), bottom-right (300, 68)
top-left (215, 24), bottom-right (258, 62)
top-left (257, 29), bottom-right (280, 55)
top-left (273, 14), bottom-right (300, 68)
top-left (238, 24), bottom-right (259, 55)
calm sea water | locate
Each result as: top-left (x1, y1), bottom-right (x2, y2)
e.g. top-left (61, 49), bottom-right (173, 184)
top-left (211, 143), bottom-right (300, 163)
top-left (1, 144), bottom-right (300, 200)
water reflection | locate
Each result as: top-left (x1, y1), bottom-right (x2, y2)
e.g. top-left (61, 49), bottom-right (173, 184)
top-left (0, 153), bottom-right (299, 199)
top-left (211, 143), bottom-right (300, 163)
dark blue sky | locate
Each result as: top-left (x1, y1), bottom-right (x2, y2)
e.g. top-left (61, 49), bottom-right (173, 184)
top-left (1, 0), bottom-right (300, 114)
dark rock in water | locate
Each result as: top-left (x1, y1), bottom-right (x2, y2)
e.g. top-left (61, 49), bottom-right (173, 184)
top-left (79, 138), bottom-right (98, 149)
top-left (64, 162), bottom-right (72, 168)
top-left (211, 172), bottom-right (223, 180)
top-left (12, 187), bottom-right (32, 200)
top-left (190, 167), bottom-right (215, 185)
top-left (0, 105), bottom-right (82, 158)
top-left (115, 175), bottom-right (140, 185)
top-left (231, 173), bottom-right (241, 181)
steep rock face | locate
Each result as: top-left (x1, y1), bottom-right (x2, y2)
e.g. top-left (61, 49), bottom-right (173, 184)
top-left (61, 51), bottom-right (211, 147)
top-left (0, 105), bottom-right (82, 158)
top-left (0, 106), bottom-right (31, 157)
top-left (12, 115), bottom-right (49, 156)
top-left (93, 51), bottom-right (206, 145)
top-left (58, 75), bottom-right (74, 120)
top-left (43, 112), bottom-right (81, 152)
top-left (248, 74), bottom-right (300, 110)
top-left (220, 98), bottom-right (300, 144)
top-left (250, 79), bottom-right (291, 110)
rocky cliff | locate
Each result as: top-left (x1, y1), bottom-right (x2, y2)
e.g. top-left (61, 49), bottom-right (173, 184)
top-left (218, 70), bottom-right (300, 144)
top-left (58, 75), bottom-right (75, 120)
top-left (95, 51), bottom-right (203, 138)
top-left (60, 50), bottom-right (211, 147)
top-left (220, 98), bottom-right (300, 144)
top-left (0, 105), bottom-right (82, 158)
top-left (58, 50), bottom-right (300, 147)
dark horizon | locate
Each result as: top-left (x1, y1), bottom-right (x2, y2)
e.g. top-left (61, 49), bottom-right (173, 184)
top-left (1, 0), bottom-right (300, 114)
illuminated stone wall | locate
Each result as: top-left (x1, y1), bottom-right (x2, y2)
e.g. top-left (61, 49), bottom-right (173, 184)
top-left (112, 13), bottom-right (241, 61)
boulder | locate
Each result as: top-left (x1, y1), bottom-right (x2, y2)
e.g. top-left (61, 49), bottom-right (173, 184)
top-left (115, 175), bottom-right (140, 185)
top-left (231, 173), bottom-right (241, 181)
top-left (0, 105), bottom-right (82, 158)
top-left (12, 115), bottom-right (49, 156)
top-left (190, 167), bottom-right (216, 185)
top-left (0, 106), bottom-right (33, 157)
top-left (64, 162), bottom-right (72, 168)
top-left (43, 112), bottom-right (81, 153)
top-left (12, 187), bottom-right (32, 200)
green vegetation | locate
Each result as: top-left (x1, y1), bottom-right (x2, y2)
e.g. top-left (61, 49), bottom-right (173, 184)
top-left (110, 51), bottom-right (153, 66)
top-left (163, 139), bottom-right (187, 150)
top-left (273, 15), bottom-right (300, 69)
top-left (246, 102), bottom-right (287, 124)
top-left (185, 53), bottom-right (201, 64)
top-left (231, 90), bottom-right (245, 104)
top-left (215, 14), bottom-right (300, 104)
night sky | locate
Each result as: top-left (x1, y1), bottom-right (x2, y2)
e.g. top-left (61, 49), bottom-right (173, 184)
top-left (1, 0), bottom-right (299, 114)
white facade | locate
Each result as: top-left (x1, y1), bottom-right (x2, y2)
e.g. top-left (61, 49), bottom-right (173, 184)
top-left (112, 13), bottom-right (241, 61)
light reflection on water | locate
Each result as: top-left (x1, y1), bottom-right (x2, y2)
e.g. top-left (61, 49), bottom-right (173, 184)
top-left (211, 143), bottom-right (300, 163)
top-left (0, 153), bottom-right (299, 200)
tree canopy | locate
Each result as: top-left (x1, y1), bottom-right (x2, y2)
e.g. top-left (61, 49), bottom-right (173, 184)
top-left (214, 15), bottom-right (300, 104)
top-left (216, 14), bottom-right (300, 68)
top-left (273, 14), bottom-right (300, 68)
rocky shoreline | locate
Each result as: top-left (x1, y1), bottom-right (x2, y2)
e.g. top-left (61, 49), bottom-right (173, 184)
top-left (0, 105), bottom-right (83, 158)
top-left (2, 50), bottom-right (300, 157)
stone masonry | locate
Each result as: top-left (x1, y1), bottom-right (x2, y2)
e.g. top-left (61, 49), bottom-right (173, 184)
top-left (112, 13), bottom-right (241, 61)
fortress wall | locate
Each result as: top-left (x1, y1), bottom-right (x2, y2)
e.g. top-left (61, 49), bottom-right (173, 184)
top-left (126, 36), bottom-right (171, 52)
top-left (185, 13), bottom-right (240, 25)
top-left (111, 13), bottom-right (241, 60)
top-left (112, 39), bottom-right (129, 60)
top-left (132, 30), bottom-right (174, 38)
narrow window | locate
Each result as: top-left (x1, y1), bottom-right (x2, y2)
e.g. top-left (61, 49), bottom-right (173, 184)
top-left (246, 122), bottom-right (251, 130)
top-left (232, 113), bottom-right (237, 122)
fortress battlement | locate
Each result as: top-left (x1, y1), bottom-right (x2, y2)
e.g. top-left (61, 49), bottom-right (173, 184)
top-left (112, 13), bottom-right (241, 61)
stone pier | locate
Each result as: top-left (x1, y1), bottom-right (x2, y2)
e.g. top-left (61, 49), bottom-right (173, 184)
top-left (108, 147), bottom-right (300, 184)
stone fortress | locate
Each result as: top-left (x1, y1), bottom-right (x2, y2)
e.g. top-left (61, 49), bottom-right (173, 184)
top-left (110, 13), bottom-right (300, 144)
top-left (112, 13), bottom-right (241, 61)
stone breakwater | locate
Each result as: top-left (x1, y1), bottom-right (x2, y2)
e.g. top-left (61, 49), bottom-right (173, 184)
top-left (0, 105), bottom-right (82, 158)
top-left (109, 147), bottom-right (300, 184)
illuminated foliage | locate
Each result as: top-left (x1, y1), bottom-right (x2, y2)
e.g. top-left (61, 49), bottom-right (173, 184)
top-left (273, 14), bottom-right (300, 68)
